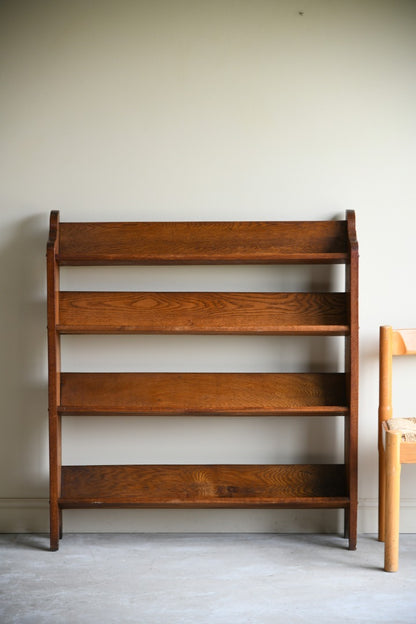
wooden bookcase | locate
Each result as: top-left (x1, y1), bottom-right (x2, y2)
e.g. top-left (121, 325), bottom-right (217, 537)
top-left (47, 212), bottom-right (358, 551)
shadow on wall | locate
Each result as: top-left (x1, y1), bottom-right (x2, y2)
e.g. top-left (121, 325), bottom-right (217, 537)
top-left (0, 213), bottom-right (49, 499)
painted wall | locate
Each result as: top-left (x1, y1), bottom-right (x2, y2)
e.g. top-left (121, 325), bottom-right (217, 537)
top-left (1, 0), bottom-right (415, 534)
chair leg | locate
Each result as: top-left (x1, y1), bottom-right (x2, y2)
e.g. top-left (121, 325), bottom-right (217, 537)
top-left (384, 430), bottom-right (401, 572)
top-left (378, 445), bottom-right (386, 542)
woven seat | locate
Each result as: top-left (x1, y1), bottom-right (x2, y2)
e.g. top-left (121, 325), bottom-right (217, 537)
top-left (386, 418), bottom-right (416, 442)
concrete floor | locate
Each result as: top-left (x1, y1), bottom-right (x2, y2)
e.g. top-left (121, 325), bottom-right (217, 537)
top-left (1, 533), bottom-right (415, 624)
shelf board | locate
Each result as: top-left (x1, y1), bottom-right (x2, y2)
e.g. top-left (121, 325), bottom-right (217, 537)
top-left (59, 372), bottom-right (348, 416)
top-left (57, 221), bottom-right (349, 265)
top-left (57, 292), bottom-right (348, 335)
top-left (59, 464), bottom-right (349, 508)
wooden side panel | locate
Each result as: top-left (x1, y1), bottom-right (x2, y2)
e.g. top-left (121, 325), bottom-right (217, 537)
top-left (58, 291), bottom-right (348, 335)
top-left (59, 372), bottom-right (348, 416)
top-left (60, 464), bottom-right (348, 508)
top-left (47, 210), bottom-right (62, 550)
top-left (58, 221), bottom-right (349, 265)
top-left (344, 209), bottom-right (359, 550)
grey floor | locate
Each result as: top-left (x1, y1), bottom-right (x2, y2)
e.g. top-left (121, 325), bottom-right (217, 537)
top-left (1, 533), bottom-right (415, 624)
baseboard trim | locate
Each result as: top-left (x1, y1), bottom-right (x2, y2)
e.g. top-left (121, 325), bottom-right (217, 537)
top-left (1, 498), bottom-right (415, 534)
top-left (0, 499), bottom-right (49, 533)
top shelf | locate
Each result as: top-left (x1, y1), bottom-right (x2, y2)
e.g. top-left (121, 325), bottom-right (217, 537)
top-left (49, 215), bottom-right (355, 266)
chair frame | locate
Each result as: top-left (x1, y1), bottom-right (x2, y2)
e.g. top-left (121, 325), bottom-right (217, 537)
top-left (378, 325), bottom-right (416, 571)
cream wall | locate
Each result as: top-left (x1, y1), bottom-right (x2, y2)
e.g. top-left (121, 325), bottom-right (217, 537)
top-left (1, 0), bottom-right (416, 534)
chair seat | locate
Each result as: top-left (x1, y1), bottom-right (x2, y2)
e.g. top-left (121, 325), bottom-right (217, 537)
top-left (386, 417), bottom-right (416, 442)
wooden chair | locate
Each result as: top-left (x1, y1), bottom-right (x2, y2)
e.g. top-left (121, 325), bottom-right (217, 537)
top-left (378, 326), bottom-right (416, 571)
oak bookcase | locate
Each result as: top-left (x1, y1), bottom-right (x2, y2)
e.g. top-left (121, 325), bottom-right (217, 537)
top-left (47, 211), bottom-right (358, 551)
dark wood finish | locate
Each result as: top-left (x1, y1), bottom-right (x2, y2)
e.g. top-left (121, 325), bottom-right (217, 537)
top-left (58, 291), bottom-right (348, 335)
top-left (60, 464), bottom-right (348, 508)
top-left (344, 210), bottom-right (359, 550)
top-left (58, 221), bottom-right (349, 265)
top-left (47, 211), bottom-right (359, 551)
top-left (47, 211), bottom-right (62, 551)
top-left (59, 372), bottom-right (348, 416)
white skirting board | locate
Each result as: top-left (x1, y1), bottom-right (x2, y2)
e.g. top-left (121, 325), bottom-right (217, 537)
top-left (1, 499), bottom-right (415, 534)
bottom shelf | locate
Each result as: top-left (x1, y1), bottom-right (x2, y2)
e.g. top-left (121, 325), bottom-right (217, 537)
top-left (59, 464), bottom-right (349, 509)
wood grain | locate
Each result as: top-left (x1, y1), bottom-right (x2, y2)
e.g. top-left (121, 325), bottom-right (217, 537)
top-left (57, 291), bottom-right (348, 335)
top-left (60, 464), bottom-right (348, 508)
top-left (47, 210), bottom-right (62, 550)
top-left (58, 221), bottom-right (349, 265)
top-left (379, 324), bottom-right (416, 568)
top-left (48, 211), bottom-right (359, 549)
top-left (59, 372), bottom-right (348, 416)
top-left (344, 209), bottom-right (359, 550)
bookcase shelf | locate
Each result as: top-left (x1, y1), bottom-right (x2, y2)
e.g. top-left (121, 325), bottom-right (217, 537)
top-left (58, 372), bottom-right (348, 417)
top-left (59, 464), bottom-right (348, 509)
